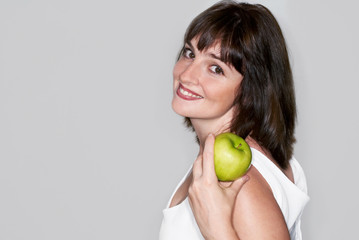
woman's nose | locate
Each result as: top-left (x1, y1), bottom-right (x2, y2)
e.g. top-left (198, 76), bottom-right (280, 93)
top-left (178, 61), bottom-right (200, 85)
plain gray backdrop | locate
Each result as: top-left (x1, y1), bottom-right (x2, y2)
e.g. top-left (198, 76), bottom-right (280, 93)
top-left (0, 0), bottom-right (358, 239)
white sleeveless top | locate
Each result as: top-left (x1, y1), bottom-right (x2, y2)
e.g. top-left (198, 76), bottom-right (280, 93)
top-left (159, 148), bottom-right (310, 240)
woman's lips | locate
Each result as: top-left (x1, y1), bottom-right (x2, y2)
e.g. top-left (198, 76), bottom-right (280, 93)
top-left (176, 84), bottom-right (204, 100)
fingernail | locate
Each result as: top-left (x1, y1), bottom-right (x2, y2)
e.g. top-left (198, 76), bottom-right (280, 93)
top-left (242, 175), bottom-right (249, 182)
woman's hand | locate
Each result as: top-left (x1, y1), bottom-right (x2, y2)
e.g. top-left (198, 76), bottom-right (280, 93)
top-left (188, 134), bottom-right (249, 240)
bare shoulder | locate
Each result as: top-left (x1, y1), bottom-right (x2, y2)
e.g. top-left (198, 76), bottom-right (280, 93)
top-left (233, 165), bottom-right (290, 240)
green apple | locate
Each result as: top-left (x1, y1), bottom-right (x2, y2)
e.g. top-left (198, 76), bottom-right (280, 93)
top-left (214, 133), bottom-right (252, 181)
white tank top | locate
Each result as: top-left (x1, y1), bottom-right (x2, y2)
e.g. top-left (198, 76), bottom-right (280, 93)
top-left (159, 148), bottom-right (310, 240)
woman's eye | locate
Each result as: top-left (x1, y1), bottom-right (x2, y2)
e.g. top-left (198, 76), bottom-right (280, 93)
top-left (183, 48), bottom-right (195, 59)
top-left (210, 65), bottom-right (224, 75)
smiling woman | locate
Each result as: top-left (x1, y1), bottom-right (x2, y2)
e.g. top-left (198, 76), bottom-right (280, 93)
top-left (172, 38), bottom-right (243, 122)
top-left (160, 1), bottom-right (309, 240)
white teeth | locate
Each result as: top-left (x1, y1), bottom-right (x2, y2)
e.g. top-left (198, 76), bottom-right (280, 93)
top-left (179, 87), bottom-right (202, 98)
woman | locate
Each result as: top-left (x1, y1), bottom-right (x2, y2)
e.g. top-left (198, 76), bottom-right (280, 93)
top-left (160, 1), bottom-right (309, 239)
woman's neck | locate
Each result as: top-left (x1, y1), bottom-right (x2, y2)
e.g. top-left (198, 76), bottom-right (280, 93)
top-left (190, 110), bottom-right (234, 152)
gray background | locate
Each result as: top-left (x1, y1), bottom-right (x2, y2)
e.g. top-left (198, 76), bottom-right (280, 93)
top-left (0, 0), bottom-right (358, 239)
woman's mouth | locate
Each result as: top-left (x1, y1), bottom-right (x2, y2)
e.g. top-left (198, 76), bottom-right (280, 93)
top-left (176, 84), bottom-right (203, 100)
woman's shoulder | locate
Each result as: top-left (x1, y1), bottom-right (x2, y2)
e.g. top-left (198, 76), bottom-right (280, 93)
top-left (248, 147), bottom-right (310, 227)
top-left (232, 164), bottom-right (290, 239)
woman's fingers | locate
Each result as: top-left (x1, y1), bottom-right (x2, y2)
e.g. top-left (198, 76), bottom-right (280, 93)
top-left (202, 133), bottom-right (217, 180)
top-left (228, 175), bottom-right (249, 195)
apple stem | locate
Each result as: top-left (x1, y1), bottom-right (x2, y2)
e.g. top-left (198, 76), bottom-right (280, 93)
top-left (236, 143), bottom-right (242, 149)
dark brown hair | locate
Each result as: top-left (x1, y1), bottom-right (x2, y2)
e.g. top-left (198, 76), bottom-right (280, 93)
top-left (181, 0), bottom-right (296, 169)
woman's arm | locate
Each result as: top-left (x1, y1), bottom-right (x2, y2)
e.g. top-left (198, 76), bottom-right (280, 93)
top-left (188, 134), bottom-right (290, 240)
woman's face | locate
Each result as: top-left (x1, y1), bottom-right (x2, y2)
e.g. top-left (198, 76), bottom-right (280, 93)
top-left (172, 38), bottom-right (243, 121)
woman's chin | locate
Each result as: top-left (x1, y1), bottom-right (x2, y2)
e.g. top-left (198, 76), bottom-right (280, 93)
top-left (172, 101), bottom-right (192, 118)
top-left (171, 104), bottom-right (186, 117)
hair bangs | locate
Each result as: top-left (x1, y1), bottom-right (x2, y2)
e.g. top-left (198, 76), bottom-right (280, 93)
top-left (183, 10), bottom-right (245, 74)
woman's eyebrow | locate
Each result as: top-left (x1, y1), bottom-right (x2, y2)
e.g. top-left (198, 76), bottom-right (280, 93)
top-left (206, 51), bottom-right (227, 65)
top-left (208, 53), bottom-right (222, 61)
top-left (185, 41), bottom-right (194, 49)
